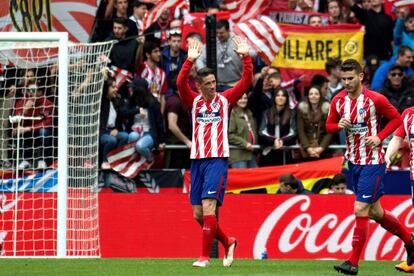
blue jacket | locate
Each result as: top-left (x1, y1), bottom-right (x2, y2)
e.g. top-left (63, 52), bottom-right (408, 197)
top-left (393, 17), bottom-right (414, 57)
top-left (371, 57), bottom-right (414, 91)
top-left (159, 47), bottom-right (187, 96)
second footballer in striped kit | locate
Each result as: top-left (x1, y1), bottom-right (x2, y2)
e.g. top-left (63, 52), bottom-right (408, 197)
top-left (177, 37), bottom-right (253, 267)
top-left (326, 59), bottom-right (414, 275)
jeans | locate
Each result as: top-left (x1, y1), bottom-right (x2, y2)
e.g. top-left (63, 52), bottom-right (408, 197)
top-left (231, 154), bottom-right (257, 169)
top-left (129, 132), bottom-right (154, 161)
top-left (21, 127), bottom-right (53, 163)
top-left (100, 131), bottom-right (129, 162)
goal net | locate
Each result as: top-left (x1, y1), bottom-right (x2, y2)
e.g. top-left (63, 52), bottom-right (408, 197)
top-left (0, 33), bottom-right (113, 257)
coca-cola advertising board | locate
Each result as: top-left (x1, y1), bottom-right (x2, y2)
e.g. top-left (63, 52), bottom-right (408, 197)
top-left (99, 194), bottom-right (414, 260)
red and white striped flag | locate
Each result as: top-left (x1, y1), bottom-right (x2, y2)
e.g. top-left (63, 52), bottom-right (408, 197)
top-left (392, 0), bottom-right (414, 7)
top-left (143, 0), bottom-right (190, 31)
top-left (107, 142), bottom-right (148, 179)
top-left (233, 15), bottom-right (285, 65)
top-left (222, 0), bottom-right (270, 23)
top-left (108, 65), bottom-right (133, 90)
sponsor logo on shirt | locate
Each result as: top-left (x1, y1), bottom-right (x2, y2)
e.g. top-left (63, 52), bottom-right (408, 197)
top-left (197, 112), bottom-right (221, 124)
top-left (348, 122), bottom-right (368, 134)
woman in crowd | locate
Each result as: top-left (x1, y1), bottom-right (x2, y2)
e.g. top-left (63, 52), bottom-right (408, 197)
top-left (121, 78), bottom-right (165, 167)
top-left (229, 93), bottom-right (258, 168)
top-left (99, 77), bottom-right (129, 169)
top-left (327, 0), bottom-right (347, 24)
top-left (297, 86), bottom-right (333, 160)
top-left (259, 88), bottom-right (297, 166)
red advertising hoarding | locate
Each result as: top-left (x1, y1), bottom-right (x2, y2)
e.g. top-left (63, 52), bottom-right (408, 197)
top-left (99, 194), bottom-right (414, 260)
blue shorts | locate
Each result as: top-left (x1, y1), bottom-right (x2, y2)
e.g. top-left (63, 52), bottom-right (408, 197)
top-left (348, 162), bottom-right (386, 204)
top-left (190, 158), bottom-right (228, 206)
top-left (411, 180), bottom-right (414, 206)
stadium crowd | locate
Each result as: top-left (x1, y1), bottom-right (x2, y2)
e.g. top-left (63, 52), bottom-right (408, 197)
top-left (0, 0), bottom-right (413, 177)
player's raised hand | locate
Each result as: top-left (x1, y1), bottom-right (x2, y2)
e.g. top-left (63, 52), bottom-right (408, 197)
top-left (187, 39), bottom-right (203, 62)
top-left (233, 36), bottom-right (249, 58)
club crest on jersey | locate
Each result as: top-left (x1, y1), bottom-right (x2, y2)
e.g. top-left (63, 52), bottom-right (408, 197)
top-left (212, 102), bottom-right (220, 110)
top-left (359, 108), bottom-right (367, 118)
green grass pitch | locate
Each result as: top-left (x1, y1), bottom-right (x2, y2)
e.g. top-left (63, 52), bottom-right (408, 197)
top-left (0, 259), bottom-right (405, 275)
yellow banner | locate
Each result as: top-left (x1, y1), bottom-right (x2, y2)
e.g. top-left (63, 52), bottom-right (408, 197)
top-left (273, 27), bottom-right (363, 69)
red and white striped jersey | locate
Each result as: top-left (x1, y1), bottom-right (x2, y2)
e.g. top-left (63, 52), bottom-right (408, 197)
top-left (136, 61), bottom-right (168, 100)
top-left (394, 107), bottom-right (414, 179)
top-left (177, 56), bottom-right (253, 159)
top-left (326, 87), bottom-right (401, 165)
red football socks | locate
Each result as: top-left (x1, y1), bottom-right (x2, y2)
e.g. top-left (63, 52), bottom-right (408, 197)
top-left (201, 215), bottom-right (217, 259)
top-left (378, 210), bottom-right (411, 245)
top-left (349, 216), bottom-right (369, 267)
top-left (216, 224), bottom-right (230, 248)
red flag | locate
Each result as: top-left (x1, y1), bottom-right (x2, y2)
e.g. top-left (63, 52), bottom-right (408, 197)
top-left (108, 65), bottom-right (133, 90)
top-left (222, 0), bottom-right (271, 23)
top-left (107, 142), bottom-right (149, 179)
top-left (233, 15), bottom-right (285, 65)
top-left (143, 0), bottom-right (190, 31)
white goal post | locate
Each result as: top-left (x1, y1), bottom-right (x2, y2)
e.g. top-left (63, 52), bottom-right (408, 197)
top-left (0, 32), bottom-right (113, 257)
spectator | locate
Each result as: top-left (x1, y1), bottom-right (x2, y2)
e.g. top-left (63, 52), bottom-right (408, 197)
top-left (99, 78), bottom-right (129, 170)
top-left (107, 17), bottom-right (140, 73)
top-left (393, 9), bottom-right (414, 57)
top-left (248, 66), bottom-right (278, 128)
top-left (137, 40), bottom-right (168, 113)
top-left (325, 57), bottom-right (344, 101)
top-left (229, 93), bottom-right (258, 168)
top-left (327, 0), bottom-right (347, 24)
top-left (297, 86), bottom-right (333, 159)
top-left (196, 19), bottom-right (255, 91)
top-left (144, 9), bottom-right (171, 47)
top-left (127, 0), bottom-right (153, 37)
top-left (159, 30), bottom-right (187, 97)
top-left (295, 0), bottom-right (317, 12)
top-left (259, 88), bottom-right (297, 166)
top-left (328, 173), bottom-right (354, 194)
top-left (277, 174), bottom-right (313, 194)
top-left (362, 55), bottom-right (380, 88)
top-left (379, 64), bottom-right (414, 115)
top-left (309, 14), bottom-right (323, 26)
top-left (371, 46), bottom-right (414, 91)
top-left (310, 74), bottom-right (329, 100)
top-left (113, 0), bottom-right (129, 19)
top-left (164, 82), bottom-right (192, 169)
top-left (125, 78), bottom-right (165, 167)
top-left (344, 0), bottom-right (394, 60)
top-left (14, 83), bottom-right (54, 170)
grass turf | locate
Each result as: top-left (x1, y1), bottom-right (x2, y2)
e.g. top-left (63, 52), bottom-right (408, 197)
top-left (0, 259), bottom-right (405, 275)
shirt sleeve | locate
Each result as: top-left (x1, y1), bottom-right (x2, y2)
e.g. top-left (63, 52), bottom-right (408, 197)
top-left (325, 98), bottom-right (341, 134)
top-left (375, 92), bottom-right (402, 141)
top-left (176, 59), bottom-right (199, 108)
top-left (394, 109), bottom-right (408, 138)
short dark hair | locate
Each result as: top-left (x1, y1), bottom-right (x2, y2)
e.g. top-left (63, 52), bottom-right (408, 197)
top-left (279, 174), bottom-right (298, 189)
top-left (325, 57), bottom-right (342, 73)
top-left (216, 19), bottom-right (230, 31)
top-left (196, 67), bottom-right (215, 83)
top-left (332, 173), bottom-right (347, 186)
top-left (113, 17), bottom-right (128, 27)
top-left (310, 74), bottom-right (328, 88)
top-left (144, 40), bottom-right (160, 56)
top-left (341, 59), bottom-right (362, 74)
top-left (398, 45), bottom-right (413, 57)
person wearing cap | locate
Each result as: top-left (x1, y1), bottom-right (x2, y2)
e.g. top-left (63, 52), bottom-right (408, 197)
top-left (371, 45), bottom-right (414, 91)
top-left (379, 64), bottom-right (414, 115)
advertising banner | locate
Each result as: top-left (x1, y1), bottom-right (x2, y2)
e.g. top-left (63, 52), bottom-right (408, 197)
top-left (99, 194), bottom-right (414, 260)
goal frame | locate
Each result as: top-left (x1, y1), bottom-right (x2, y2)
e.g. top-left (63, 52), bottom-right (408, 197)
top-left (0, 32), bottom-right (69, 258)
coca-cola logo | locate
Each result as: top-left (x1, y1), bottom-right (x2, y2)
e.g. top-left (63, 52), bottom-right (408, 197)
top-left (254, 196), bottom-right (414, 260)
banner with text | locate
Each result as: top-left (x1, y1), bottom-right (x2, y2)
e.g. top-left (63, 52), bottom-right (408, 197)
top-left (0, 0), bottom-right (97, 42)
top-left (98, 194), bottom-right (414, 260)
top-left (263, 9), bottom-right (330, 25)
top-left (273, 24), bottom-right (364, 86)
